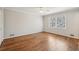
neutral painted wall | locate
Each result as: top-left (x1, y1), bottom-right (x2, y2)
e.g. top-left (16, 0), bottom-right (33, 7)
top-left (4, 9), bottom-right (43, 39)
top-left (0, 8), bottom-right (4, 45)
top-left (43, 9), bottom-right (79, 39)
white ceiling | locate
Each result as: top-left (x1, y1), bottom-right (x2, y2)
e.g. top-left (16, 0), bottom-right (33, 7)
top-left (5, 7), bottom-right (77, 15)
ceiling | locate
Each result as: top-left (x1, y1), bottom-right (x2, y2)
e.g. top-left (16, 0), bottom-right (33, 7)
top-left (5, 7), bottom-right (77, 15)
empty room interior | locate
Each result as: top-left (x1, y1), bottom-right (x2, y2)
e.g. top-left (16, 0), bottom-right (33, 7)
top-left (0, 7), bottom-right (79, 51)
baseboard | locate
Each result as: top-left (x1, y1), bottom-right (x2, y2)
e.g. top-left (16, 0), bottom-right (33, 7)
top-left (0, 38), bottom-right (4, 46)
top-left (4, 31), bottom-right (43, 39)
top-left (4, 31), bottom-right (79, 40)
top-left (44, 31), bottom-right (79, 39)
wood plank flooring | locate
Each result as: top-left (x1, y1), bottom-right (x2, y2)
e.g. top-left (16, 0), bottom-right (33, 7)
top-left (0, 32), bottom-right (79, 51)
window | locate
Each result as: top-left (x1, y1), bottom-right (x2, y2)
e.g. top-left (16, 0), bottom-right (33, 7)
top-left (50, 16), bottom-right (66, 29)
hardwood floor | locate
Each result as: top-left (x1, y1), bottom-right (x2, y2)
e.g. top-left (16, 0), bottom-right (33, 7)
top-left (0, 32), bottom-right (79, 51)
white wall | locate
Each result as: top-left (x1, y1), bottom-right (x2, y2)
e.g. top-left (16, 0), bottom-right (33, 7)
top-left (0, 8), bottom-right (4, 45)
top-left (4, 9), bottom-right (43, 39)
top-left (43, 9), bottom-right (79, 39)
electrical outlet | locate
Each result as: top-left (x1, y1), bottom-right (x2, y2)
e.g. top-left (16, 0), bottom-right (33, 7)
top-left (10, 34), bottom-right (14, 36)
top-left (70, 34), bottom-right (74, 36)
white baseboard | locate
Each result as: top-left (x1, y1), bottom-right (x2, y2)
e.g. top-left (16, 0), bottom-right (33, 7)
top-left (4, 31), bottom-right (43, 39)
top-left (0, 38), bottom-right (4, 46)
top-left (44, 31), bottom-right (79, 39)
